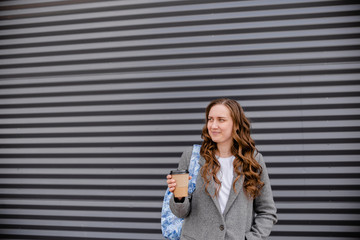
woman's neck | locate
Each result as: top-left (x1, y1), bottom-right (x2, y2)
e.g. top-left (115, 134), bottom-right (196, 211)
top-left (216, 144), bottom-right (232, 158)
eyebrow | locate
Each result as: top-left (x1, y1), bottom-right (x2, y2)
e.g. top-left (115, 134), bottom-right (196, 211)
top-left (208, 115), bottom-right (228, 118)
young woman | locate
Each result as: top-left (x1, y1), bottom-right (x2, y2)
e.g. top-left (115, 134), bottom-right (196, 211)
top-left (166, 98), bottom-right (277, 240)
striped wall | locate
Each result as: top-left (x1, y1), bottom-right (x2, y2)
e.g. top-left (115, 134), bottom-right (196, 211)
top-left (0, 0), bottom-right (359, 239)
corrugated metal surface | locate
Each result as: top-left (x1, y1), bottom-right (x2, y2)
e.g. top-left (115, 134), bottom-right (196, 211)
top-left (0, 0), bottom-right (359, 239)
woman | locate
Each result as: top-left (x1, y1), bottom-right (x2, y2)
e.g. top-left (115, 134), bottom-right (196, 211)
top-left (166, 98), bottom-right (277, 240)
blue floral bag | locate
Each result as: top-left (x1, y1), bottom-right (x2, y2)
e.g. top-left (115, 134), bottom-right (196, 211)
top-left (161, 144), bottom-right (201, 239)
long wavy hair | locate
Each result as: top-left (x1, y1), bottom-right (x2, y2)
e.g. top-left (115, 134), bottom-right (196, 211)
top-left (200, 98), bottom-right (264, 199)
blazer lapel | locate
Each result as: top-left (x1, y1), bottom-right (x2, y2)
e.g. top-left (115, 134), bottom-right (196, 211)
top-left (222, 174), bottom-right (245, 216)
top-left (198, 156), bottom-right (222, 214)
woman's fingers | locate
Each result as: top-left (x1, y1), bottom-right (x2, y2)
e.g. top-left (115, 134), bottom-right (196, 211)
top-left (166, 174), bottom-right (176, 192)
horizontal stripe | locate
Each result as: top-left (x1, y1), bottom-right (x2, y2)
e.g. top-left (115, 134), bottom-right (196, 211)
top-left (0, 105), bottom-right (359, 119)
top-left (1, 161), bottom-right (359, 168)
top-left (0, 115), bottom-right (359, 129)
top-left (0, 184), bottom-right (358, 191)
top-left (0, 138), bottom-right (359, 148)
top-left (0, 173), bottom-right (359, 179)
top-left (0, 126), bottom-right (358, 138)
top-left (1, 92), bottom-right (359, 109)
top-left (0, 224), bottom-right (160, 233)
top-left (0, 205), bottom-right (159, 212)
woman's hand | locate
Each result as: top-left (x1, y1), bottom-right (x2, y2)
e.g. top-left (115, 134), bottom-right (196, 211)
top-left (166, 174), bottom-right (192, 193)
top-left (166, 174), bottom-right (176, 193)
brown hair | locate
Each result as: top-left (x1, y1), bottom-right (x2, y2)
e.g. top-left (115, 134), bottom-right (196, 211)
top-left (200, 98), bottom-right (264, 199)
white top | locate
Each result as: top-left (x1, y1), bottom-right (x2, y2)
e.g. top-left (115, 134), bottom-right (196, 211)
top-left (216, 155), bottom-right (235, 214)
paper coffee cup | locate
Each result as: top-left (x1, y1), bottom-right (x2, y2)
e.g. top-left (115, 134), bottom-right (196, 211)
top-left (170, 170), bottom-right (189, 198)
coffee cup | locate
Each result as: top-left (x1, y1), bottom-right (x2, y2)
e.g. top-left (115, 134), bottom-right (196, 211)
top-left (170, 170), bottom-right (189, 198)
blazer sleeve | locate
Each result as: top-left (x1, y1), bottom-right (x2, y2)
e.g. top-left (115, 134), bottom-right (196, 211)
top-left (169, 146), bottom-right (193, 218)
top-left (246, 153), bottom-right (278, 240)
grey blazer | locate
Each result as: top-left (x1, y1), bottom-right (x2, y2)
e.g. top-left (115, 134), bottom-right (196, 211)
top-left (170, 146), bottom-right (277, 240)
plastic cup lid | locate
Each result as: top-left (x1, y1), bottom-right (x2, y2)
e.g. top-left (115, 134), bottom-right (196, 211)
top-left (170, 169), bottom-right (189, 175)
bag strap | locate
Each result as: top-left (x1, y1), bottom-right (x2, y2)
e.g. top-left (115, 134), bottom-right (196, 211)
top-left (188, 144), bottom-right (201, 194)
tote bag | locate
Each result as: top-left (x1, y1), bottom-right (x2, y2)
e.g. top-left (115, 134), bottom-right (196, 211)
top-left (161, 144), bottom-right (201, 239)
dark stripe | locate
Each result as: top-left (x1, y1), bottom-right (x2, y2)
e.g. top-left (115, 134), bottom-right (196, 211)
top-left (0, 214), bottom-right (158, 223)
top-left (0, 152), bottom-right (182, 158)
top-left (0, 184), bottom-right (166, 190)
top-left (0, 204), bottom-right (160, 212)
top-left (2, 205), bottom-right (358, 214)
top-left (272, 185), bottom-right (360, 191)
top-left (1, 184), bottom-right (358, 191)
top-left (0, 174), bottom-right (166, 179)
top-left (0, 130), bottom-right (202, 138)
top-left (0, 234), bottom-right (150, 240)
top-left (0, 173), bottom-right (358, 179)
top-left (0, 224), bottom-right (160, 234)
top-left (0, 138), bottom-right (359, 148)
top-left (272, 231), bottom-right (360, 237)
top-left (268, 161), bottom-right (360, 167)
top-left (0, 194), bottom-right (162, 201)
top-left (1, 161), bottom-right (358, 168)
top-left (0, 119), bottom-right (203, 128)
top-left (263, 150), bottom-right (360, 156)
top-left (0, 163), bottom-right (176, 168)
top-left (0, 195), bottom-right (358, 202)
top-left (252, 126), bottom-right (360, 134)
top-left (0, 150), bottom-right (359, 159)
top-left (0, 158), bottom-right (360, 169)
top-left (278, 208), bottom-right (360, 214)
top-left (274, 196), bottom-right (360, 202)
top-left (270, 173), bottom-right (360, 179)
top-left (278, 220), bottom-right (360, 226)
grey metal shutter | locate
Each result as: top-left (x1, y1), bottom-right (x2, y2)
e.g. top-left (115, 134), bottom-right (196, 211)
top-left (0, 0), bottom-right (359, 239)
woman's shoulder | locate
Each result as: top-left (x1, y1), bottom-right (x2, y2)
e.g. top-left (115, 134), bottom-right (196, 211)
top-left (178, 145), bottom-right (198, 170)
top-left (183, 146), bottom-right (195, 154)
top-left (254, 151), bottom-right (265, 165)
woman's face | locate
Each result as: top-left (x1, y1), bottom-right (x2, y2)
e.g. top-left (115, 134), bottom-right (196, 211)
top-left (207, 104), bottom-right (234, 147)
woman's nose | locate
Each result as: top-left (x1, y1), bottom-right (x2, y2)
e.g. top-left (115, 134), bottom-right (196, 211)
top-left (211, 121), bottom-right (218, 128)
